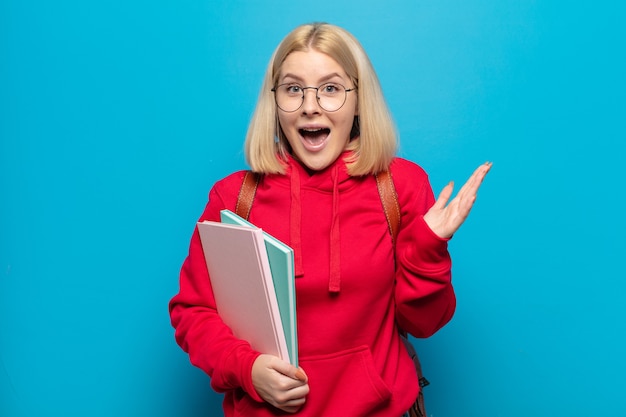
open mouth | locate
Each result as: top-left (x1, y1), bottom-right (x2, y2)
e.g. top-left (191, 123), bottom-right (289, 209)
top-left (299, 127), bottom-right (331, 149)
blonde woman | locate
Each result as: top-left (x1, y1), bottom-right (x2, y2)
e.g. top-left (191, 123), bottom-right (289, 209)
top-left (170, 22), bottom-right (491, 417)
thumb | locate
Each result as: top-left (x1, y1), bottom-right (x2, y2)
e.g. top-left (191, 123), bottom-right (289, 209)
top-left (294, 367), bottom-right (308, 382)
top-left (432, 181), bottom-right (454, 210)
top-left (272, 359), bottom-right (308, 382)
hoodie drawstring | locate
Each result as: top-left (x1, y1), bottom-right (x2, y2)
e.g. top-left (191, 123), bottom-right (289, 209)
top-left (328, 164), bottom-right (341, 293)
top-left (290, 165), bottom-right (305, 278)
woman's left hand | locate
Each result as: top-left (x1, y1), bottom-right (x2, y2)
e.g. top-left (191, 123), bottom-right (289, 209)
top-left (423, 162), bottom-right (492, 238)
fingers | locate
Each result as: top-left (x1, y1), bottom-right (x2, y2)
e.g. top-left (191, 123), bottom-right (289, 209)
top-left (460, 161), bottom-right (492, 202)
top-left (252, 355), bottom-right (310, 412)
top-left (472, 161), bottom-right (492, 189)
top-left (278, 396), bottom-right (307, 414)
top-left (435, 162), bottom-right (491, 211)
top-left (273, 383), bottom-right (310, 413)
top-left (457, 162), bottom-right (492, 197)
top-left (453, 162), bottom-right (491, 211)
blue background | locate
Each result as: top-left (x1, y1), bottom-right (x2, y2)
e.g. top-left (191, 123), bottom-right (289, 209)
top-left (2, 1), bottom-right (625, 416)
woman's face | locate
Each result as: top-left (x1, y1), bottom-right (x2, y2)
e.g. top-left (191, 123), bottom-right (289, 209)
top-left (276, 49), bottom-right (358, 172)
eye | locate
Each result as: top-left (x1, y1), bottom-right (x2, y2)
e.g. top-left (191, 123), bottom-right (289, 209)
top-left (321, 83), bottom-right (341, 95)
top-left (284, 84), bottom-right (303, 94)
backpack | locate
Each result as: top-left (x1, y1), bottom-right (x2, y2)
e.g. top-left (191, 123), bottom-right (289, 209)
top-left (236, 170), bottom-right (429, 417)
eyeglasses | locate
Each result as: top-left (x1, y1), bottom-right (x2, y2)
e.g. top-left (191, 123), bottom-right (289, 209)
top-left (271, 82), bottom-right (357, 113)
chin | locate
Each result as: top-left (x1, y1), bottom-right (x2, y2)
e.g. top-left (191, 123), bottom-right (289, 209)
top-left (301, 158), bottom-right (331, 172)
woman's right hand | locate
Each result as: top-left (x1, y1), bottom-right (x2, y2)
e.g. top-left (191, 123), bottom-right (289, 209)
top-left (251, 354), bottom-right (310, 413)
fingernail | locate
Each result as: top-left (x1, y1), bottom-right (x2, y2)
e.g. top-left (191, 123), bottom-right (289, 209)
top-left (295, 369), bottom-right (307, 381)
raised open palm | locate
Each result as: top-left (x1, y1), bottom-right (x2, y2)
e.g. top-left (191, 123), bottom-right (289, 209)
top-left (424, 162), bottom-right (492, 238)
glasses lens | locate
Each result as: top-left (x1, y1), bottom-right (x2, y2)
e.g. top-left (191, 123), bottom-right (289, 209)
top-left (275, 84), bottom-right (303, 112)
top-left (317, 83), bottom-right (346, 112)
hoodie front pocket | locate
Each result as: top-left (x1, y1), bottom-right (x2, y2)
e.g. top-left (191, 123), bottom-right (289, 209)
top-left (299, 345), bottom-right (392, 416)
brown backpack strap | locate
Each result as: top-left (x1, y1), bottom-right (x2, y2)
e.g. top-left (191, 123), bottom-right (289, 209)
top-left (235, 171), bottom-right (260, 220)
top-left (376, 170), bottom-right (429, 417)
top-left (375, 170), bottom-right (401, 244)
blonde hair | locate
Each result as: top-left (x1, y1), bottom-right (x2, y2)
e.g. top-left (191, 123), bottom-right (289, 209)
top-left (245, 23), bottom-right (398, 176)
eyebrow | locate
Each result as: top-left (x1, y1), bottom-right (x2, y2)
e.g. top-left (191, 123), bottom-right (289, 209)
top-left (280, 72), bottom-right (346, 84)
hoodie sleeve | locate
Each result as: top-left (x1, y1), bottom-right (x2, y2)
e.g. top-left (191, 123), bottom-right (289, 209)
top-left (168, 173), bottom-right (264, 402)
top-left (392, 160), bottom-right (456, 338)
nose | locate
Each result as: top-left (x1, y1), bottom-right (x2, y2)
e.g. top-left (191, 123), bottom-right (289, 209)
top-left (301, 87), bottom-right (321, 114)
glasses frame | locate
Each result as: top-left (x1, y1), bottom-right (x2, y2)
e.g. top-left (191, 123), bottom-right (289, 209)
top-left (271, 82), bottom-right (357, 113)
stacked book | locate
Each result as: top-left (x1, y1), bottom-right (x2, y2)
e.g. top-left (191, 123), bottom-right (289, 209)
top-left (197, 210), bottom-right (298, 366)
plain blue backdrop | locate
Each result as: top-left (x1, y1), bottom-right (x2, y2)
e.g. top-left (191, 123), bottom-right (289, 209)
top-left (2, 1), bottom-right (625, 416)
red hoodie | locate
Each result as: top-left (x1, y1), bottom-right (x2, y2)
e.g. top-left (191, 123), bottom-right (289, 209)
top-left (169, 154), bottom-right (455, 417)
